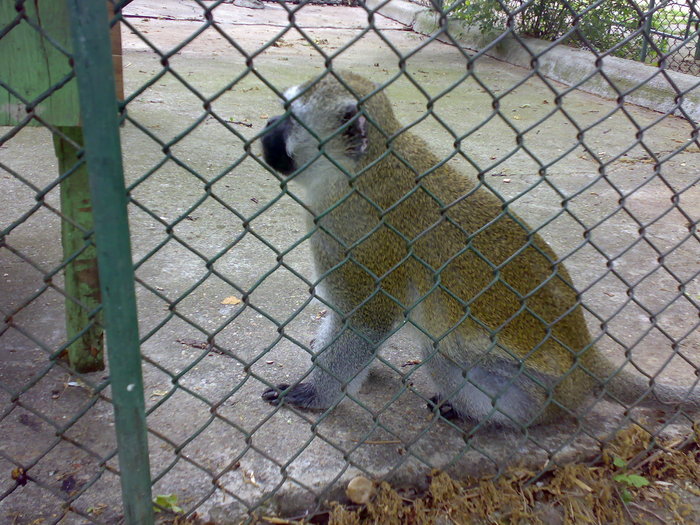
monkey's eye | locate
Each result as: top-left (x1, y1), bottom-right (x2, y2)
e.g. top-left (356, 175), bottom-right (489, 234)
top-left (340, 104), bottom-right (358, 123)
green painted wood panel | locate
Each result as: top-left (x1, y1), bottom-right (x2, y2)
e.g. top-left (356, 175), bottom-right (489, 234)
top-left (0, 0), bottom-right (79, 126)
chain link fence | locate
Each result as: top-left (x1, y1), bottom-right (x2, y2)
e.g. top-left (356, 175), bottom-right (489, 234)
top-left (635, 0), bottom-right (700, 73)
top-left (1, 0), bottom-right (699, 523)
top-left (444, 0), bottom-right (700, 75)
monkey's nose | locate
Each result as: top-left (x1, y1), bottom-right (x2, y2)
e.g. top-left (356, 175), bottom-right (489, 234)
top-left (261, 115), bottom-right (295, 176)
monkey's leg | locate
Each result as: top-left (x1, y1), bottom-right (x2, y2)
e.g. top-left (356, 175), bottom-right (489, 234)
top-left (422, 345), bottom-right (555, 427)
top-left (262, 312), bottom-right (380, 410)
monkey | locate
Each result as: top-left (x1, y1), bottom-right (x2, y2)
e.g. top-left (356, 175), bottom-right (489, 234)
top-left (259, 71), bottom-right (699, 427)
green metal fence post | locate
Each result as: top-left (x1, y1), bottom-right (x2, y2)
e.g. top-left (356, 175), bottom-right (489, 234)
top-left (66, 2), bottom-right (154, 524)
top-left (640, 0), bottom-right (656, 62)
top-left (693, 14), bottom-right (700, 60)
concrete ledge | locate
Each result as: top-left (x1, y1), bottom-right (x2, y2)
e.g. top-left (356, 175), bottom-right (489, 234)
top-left (367, 0), bottom-right (700, 122)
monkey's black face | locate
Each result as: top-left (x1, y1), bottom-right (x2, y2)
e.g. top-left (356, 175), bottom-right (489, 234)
top-left (261, 116), bottom-right (295, 175)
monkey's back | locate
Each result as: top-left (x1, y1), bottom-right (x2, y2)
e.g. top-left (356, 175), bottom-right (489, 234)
top-left (351, 130), bottom-right (598, 418)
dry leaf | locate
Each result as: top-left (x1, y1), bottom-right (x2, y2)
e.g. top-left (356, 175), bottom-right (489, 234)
top-left (243, 469), bottom-right (259, 486)
top-left (221, 296), bottom-right (242, 305)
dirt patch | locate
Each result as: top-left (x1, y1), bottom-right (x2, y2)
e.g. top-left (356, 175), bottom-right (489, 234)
top-left (327, 425), bottom-right (700, 525)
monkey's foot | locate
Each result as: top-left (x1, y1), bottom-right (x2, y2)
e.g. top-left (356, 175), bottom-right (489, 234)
top-left (427, 395), bottom-right (461, 421)
top-left (261, 382), bottom-right (320, 409)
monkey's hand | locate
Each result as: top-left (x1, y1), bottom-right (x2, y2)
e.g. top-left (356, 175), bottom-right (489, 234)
top-left (261, 382), bottom-right (321, 409)
top-left (427, 394), bottom-right (462, 421)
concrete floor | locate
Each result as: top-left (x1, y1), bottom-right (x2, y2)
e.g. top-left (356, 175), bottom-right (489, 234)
top-left (1, 0), bottom-right (698, 522)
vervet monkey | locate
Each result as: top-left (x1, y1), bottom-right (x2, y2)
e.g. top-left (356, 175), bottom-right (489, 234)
top-left (260, 71), bottom-right (698, 427)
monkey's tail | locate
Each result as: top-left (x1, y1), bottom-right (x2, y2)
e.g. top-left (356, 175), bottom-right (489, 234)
top-left (585, 354), bottom-right (700, 411)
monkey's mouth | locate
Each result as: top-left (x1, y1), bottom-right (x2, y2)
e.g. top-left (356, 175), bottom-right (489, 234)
top-left (261, 115), bottom-right (295, 175)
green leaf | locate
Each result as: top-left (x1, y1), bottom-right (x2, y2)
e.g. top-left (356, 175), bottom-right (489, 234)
top-left (613, 473), bottom-right (650, 489)
top-left (612, 456), bottom-right (627, 468)
top-left (153, 494), bottom-right (183, 514)
top-left (613, 473), bottom-right (629, 483)
top-left (621, 488), bottom-right (633, 502)
top-left (625, 474), bottom-right (650, 488)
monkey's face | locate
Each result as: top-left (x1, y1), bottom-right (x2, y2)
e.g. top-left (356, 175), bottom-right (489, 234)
top-left (261, 74), bottom-right (372, 185)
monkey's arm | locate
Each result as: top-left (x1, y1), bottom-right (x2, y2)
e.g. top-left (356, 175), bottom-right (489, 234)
top-left (263, 219), bottom-right (407, 410)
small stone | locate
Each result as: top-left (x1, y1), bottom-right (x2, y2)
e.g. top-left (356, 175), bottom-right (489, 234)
top-left (346, 476), bottom-right (374, 505)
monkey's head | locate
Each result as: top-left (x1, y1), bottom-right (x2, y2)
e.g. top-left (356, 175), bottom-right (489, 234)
top-left (261, 72), bottom-right (396, 184)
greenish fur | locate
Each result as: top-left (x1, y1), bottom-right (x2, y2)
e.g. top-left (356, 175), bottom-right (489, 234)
top-left (271, 72), bottom-right (698, 425)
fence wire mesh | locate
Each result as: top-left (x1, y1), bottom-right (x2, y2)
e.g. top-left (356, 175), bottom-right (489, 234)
top-left (447, 0), bottom-right (700, 75)
top-left (1, 0), bottom-right (699, 523)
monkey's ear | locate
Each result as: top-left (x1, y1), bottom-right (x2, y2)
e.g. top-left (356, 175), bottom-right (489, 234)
top-left (341, 104), bottom-right (368, 157)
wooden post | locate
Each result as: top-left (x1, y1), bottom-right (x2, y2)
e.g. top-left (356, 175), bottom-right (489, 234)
top-left (55, 127), bottom-right (105, 372)
top-left (109, 2), bottom-right (125, 100)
